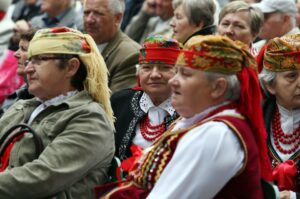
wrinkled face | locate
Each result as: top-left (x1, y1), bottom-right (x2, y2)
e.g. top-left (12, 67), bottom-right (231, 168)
top-left (14, 39), bottom-right (30, 78)
top-left (218, 11), bottom-right (255, 46)
top-left (259, 12), bottom-right (285, 40)
top-left (267, 70), bottom-right (300, 110)
top-left (155, 0), bottom-right (173, 20)
top-left (170, 5), bottom-right (199, 43)
top-left (25, 54), bottom-right (71, 100)
top-left (139, 64), bottom-right (176, 105)
top-left (168, 66), bottom-right (214, 118)
top-left (84, 0), bottom-right (121, 44)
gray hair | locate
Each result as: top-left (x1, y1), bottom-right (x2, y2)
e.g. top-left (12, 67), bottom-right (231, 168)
top-left (205, 72), bottom-right (241, 101)
top-left (219, 1), bottom-right (264, 35)
top-left (182, 0), bottom-right (216, 27)
top-left (259, 68), bottom-right (277, 96)
top-left (172, 0), bottom-right (183, 9)
top-left (108, 0), bottom-right (125, 15)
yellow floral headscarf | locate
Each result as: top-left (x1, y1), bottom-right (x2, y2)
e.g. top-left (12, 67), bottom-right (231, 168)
top-left (28, 27), bottom-right (114, 123)
top-left (263, 34), bottom-right (300, 72)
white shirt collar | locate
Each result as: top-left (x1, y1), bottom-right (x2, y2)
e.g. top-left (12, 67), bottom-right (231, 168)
top-left (97, 42), bottom-right (108, 53)
top-left (139, 92), bottom-right (175, 116)
top-left (173, 101), bottom-right (232, 131)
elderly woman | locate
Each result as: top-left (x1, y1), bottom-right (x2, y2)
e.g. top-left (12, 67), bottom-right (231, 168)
top-left (97, 35), bottom-right (272, 198)
top-left (0, 27), bottom-right (115, 199)
top-left (111, 35), bottom-right (180, 165)
top-left (170, 0), bottom-right (217, 44)
top-left (217, 1), bottom-right (263, 56)
top-left (260, 34), bottom-right (300, 199)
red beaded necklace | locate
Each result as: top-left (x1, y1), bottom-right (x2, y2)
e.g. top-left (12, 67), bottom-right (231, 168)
top-left (140, 115), bottom-right (166, 141)
top-left (272, 107), bottom-right (300, 154)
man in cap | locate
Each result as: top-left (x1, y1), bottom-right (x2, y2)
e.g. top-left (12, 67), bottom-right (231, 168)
top-left (253, 0), bottom-right (300, 51)
top-left (97, 35), bottom-right (272, 198)
top-left (83, 0), bottom-right (141, 93)
top-left (0, 27), bottom-right (115, 199)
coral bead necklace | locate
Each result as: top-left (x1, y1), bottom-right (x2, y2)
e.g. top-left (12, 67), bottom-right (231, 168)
top-left (272, 108), bottom-right (300, 154)
top-left (140, 114), bottom-right (166, 141)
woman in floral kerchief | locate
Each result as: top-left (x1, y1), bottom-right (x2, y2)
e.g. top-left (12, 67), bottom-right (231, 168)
top-left (97, 35), bottom-right (272, 199)
top-left (260, 34), bottom-right (300, 199)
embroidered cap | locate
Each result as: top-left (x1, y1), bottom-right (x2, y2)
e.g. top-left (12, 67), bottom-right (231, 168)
top-left (176, 35), bottom-right (256, 74)
top-left (28, 27), bottom-right (114, 123)
top-left (139, 34), bottom-right (181, 65)
top-left (263, 34), bottom-right (300, 72)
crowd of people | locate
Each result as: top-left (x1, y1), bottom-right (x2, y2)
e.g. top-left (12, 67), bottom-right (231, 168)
top-left (0, 0), bottom-right (300, 198)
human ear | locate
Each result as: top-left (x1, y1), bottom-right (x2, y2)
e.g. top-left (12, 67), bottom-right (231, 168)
top-left (66, 57), bottom-right (80, 78)
top-left (211, 77), bottom-right (228, 99)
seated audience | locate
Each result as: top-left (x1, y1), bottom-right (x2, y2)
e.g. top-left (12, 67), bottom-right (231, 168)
top-left (83, 0), bottom-right (140, 93)
top-left (30, 0), bottom-right (83, 31)
top-left (0, 28), bottom-right (36, 116)
top-left (252, 0), bottom-right (300, 51)
top-left (11, 0), bottom-right (42, 22)
top-left (111, 35), bottom-right (180, 165)
top-left (0, 27), bottom-right (114, 198)
top-left (170, 0), bottom-right (217, 44)
top-left (217, 1), bottom-right (263, 56)
top-left (260, 34), bottom-right (300, 199)
top-left (96, 35), bottom-right (272, 198)
top-left (125, 0), bottom-right (174, 44)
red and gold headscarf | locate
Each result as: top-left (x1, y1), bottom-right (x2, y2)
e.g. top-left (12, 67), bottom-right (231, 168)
top-left (176, 35), bottom-right (256, 74)
top-left (177, 35), bottom-right (272, 181)
top-left (139, 35), bottom-right (181, 65)
top-left (263, 34), bottom-right (300, 72)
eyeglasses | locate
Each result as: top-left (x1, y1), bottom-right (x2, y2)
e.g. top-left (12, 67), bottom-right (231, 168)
top-left (26, 55), bottom-right (72, 66)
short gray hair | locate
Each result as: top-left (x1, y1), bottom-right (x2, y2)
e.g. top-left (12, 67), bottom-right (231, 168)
top-left (205, 72), bottom-right (241, 101)
top-left (182, 0), bottom-right (216, 27)
top-left (108, 0), bottom-right (125, 15)
top-left (259, 68), bottom-right (277, 96)
top-left (219, 1), bottom-right (264, 35)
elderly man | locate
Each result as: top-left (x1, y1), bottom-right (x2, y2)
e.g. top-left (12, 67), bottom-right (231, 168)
top-left (30, 0), bottom-right (83, 31)
top-left (252, 0), bottom-right (300, 51)
top-left (125, 0), bottom-right (174, 44)
top-left (0, 27), bottom-right (115, 199)
top-left (83, 0), bottom-right (140, 93)
top-left (97, 35), bottom-right (272, 198)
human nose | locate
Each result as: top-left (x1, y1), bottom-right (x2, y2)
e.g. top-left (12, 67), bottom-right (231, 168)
top-left (14, 49), bottom-right (20, 59)
top-left (85, 12), bottom-right (95, 23)
top-left (24, 60), bottom-right (35, 73)
top-left (224, 25), bottom-right (234, 35)
top-left (170, 16), bottom-right (175, 28)
top-left (168, 73), bottom-right (178, 87)
top-left (149, 66), bottom-right (162, 78)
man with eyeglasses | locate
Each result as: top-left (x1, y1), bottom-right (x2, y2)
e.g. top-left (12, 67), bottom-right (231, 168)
top-left (0, 27), bottom-right (115, 199)
top-left (252, 0), bottom-right (300, 51)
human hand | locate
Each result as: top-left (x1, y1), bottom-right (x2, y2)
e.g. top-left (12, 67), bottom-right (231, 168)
top-left (280, 190), bottom-right (290, 199)
top-left (142, 0), bottom-right (156, 15)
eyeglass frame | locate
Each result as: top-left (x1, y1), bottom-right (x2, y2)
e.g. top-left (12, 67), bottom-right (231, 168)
top-left (25, 54), bottom-right (75, 66)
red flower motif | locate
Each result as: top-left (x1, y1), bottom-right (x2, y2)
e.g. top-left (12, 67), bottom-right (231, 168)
top-left (50, 27), bottom-right (71, 33)
top-left (81, 39), bottom-right (91, 53)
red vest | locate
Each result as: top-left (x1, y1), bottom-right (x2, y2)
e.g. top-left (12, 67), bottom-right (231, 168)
top-left (213, 116), bottom-right (263, 199)
top-left (98, 114), bottom-right (263, 199)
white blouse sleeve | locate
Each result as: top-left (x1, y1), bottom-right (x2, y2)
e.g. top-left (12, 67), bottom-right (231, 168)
top-left (147, 121), bottom-right (245, 199)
